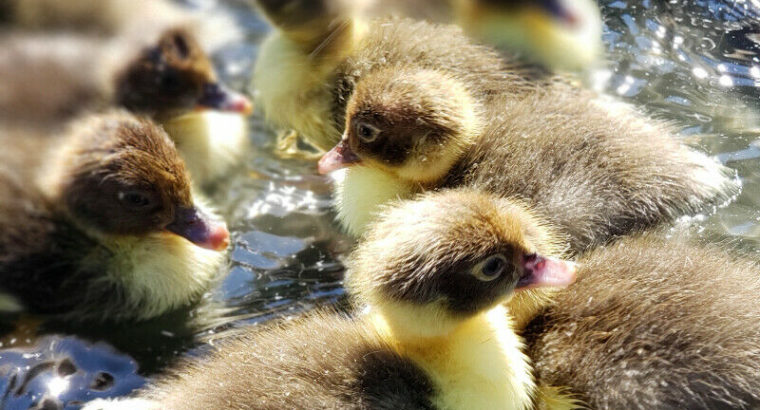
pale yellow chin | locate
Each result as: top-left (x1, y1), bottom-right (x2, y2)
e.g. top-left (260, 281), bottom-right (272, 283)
top-left (91, 200), bottom-right (226, 320)
top-left (97, 231), bottom-right (225, 320)
top-left (370, 300), bottom-right (464, 342)
top-left (335, 165), bottom-right (417, 237)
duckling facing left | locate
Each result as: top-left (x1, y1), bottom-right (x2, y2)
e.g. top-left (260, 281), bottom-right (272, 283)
top-left (525, 232), bottom-right (760, 409)
top-left (321, 71), bottom-right (738, 251)
top-left (0, 28), bottom-right (252, 186)
top-left (319, 72), bottom-right (738, 328)
top-left (0, 110), bottom-right (230, 322)
top-left (85, 189), bottom-right (578, 410)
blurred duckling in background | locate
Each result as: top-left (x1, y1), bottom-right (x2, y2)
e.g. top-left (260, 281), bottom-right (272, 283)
top-left (320, 70), bottom-right (737, 267)
top-left (85, 189), bottom-right (577, 410)
top-left (374, 0), bottom-right (603, 72)
top-left (0, 28), bottom-right (252, 186)
top-left (0, 111), bottom-right (230, 322)
top-left (252, 0), bottom-right (539, 152)
top-left (0, 0), bottom-right (239, 52)
top-left (525, 232), bottom-right (760, 408)
top-left (451, 0), bottom-right (603, 72)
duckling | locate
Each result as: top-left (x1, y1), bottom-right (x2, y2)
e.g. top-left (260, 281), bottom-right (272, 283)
top-left (524, 232), bottom-right (760, 409)
top-left (0, 28), bottom-right (252, 185)
top-left (370, 0), bottom-right (603, 72)
top-left (252, 0), bottom-right (539, 152)
top-left (84, 189), bottom-right (578, 410)
top-left (0, 0), bottom-right (239, 52)
top-left (0, 110), bottom-right (230, 322)
top-left (451, 0), bottom-right (603, 72)
top-left (319, 71), bottom-right (737, 261)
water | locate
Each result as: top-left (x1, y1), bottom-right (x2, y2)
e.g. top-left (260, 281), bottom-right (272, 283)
top-left (3, 0), bottom-right (760, 408)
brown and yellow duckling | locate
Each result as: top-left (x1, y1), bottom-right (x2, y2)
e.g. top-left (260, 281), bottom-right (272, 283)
top-left (85, 189), bottom-right (578, 409)
top-left (0, 27), bottom-right (252, 185)
top-left (0, 111), bottom-right (229, 322)
top-left (525, 232), bottom-right (760, 409)
top-left (373, 0), bottom-right (603, 72)
top-left (319, 69), bottom-right (737, 261)
top-left (451, 0), bottom-right (603, 72)
top-left (252, 0), bottom-right (540, 152)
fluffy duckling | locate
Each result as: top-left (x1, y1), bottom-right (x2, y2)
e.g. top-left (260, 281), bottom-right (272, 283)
top-left (525, 233), bottom-right (760, 409)
top-left (0, 111), bottom-right (230, 322)
top-left (253, 0), bottom-right (538, 152)
top-left (372, 0), bottom-right (603, 72)
top-left (0, 28), bottom-right (252, 185)
top-left (0, 0), bottom-right (239, 52)
top-left (451, 0), bottom-right (603, 72)
top-left (320, 72), bottom-right (738, 255)
top-left (85, 189), bottom-right (578, 410)
top-left (115, 27), bottom-right (253, 184)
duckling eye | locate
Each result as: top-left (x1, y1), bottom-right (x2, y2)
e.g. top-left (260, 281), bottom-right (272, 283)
top-left (118, 191), bottom-right (154, 210)
top-left (470, 254), bottom-right (508, 282)
top-left (356, 122), bottom-right (381, 143)
top-left (172, 34), bottom-right (191, 59)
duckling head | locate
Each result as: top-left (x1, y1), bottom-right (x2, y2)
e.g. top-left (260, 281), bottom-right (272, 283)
top-left (345, 189), bottom-right (575, 340)
top-left (55, 111), bottom-right (230, 252)
top-left (114, 28), bottom-right (252, 118)
top-left (453, 0), bottom-right (603, 72)
top-left (318, 68), bottom-right (481, 185)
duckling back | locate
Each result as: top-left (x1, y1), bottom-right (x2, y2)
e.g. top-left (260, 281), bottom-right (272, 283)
top-left (443, 87), bottom-right (739, 254)
top-left (525, 233), bottom-right (760, 408)
top-left (0, 33), bottom-right (111, 126)
top-left (109, 310), bottom-right (436, 409)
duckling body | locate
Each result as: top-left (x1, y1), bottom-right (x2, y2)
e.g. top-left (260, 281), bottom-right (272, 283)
top-left (254, 8), bottom-right (539, 151)
top-left (330, 86), bottom-right (738, 255)
top-left (86, 189), bottom-right (577, 409)
top-left (322, 81), bottom-right (737, 329)
top-left (0, 111), bottom-right (229, 322)
top-left (525, 233), bottom-right (760, 409)
top-left (0, 29), bottom-right (251, 186)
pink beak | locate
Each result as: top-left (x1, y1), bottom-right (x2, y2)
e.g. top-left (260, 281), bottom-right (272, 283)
top-left (196, 83), bottom-right (253, 115)
top-left (165, 206), bottom-right (230, 251)
top-left (516, 253), bottom-right (577, 290)
top-left (318, 139), bottom-right (361, 174)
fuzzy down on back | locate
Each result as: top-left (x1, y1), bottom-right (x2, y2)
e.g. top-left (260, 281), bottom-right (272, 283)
top-left (525, 233), bottom-right (760, 409)
top-left (444, 86), bottom-right (739, 254)
top-left (134, 310), bottom-right (435, 409)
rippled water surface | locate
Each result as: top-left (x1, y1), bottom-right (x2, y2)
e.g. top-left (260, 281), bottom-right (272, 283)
top-left (3, 0), bottom-right (760, 408)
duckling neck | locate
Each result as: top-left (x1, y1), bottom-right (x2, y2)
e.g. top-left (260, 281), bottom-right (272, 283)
top-left (335, 166), bottom-right (421, 237)
top-left (371, 305), bottom-right (535, 410)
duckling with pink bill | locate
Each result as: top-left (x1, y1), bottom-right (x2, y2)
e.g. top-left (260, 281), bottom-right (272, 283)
top-left (0, 27), bottom-right (253, 186)
top-left (0, 111), bottom-right (230, 322)
top-left (85, 189), bottom-right (578, 410)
